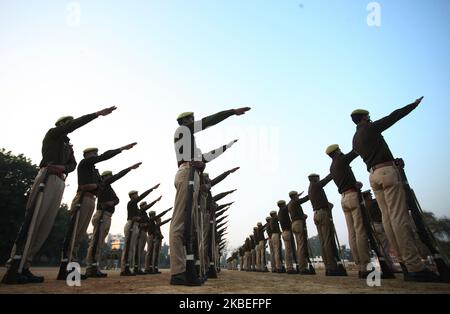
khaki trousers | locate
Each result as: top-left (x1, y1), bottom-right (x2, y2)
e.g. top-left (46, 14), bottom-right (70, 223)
top-left (8, 170), bottom-right (65, 269)
top-left (258, 240), bottom-right (265, 270)
top-left (271, 233), bottom-right (281, 270)
top-left (251, 249), bottom-right (256, 270)
top-left (341, 191), bottom-right (370, 271)
top-left (145, 234), bottom-right (155, 270)
top-left (136, 229), bottom-right (147, 269)
top-left (292, 220), bottom-right (308, 271)
top-left (169, 166), bottom-right (200, 275)
top-left (240, 256), bottom-right (244, 270)
top-left (152, 238), bottom-right (162, 269)
top-left (86, 210), bottom-right (112, 266)
top-left (370, 165), bottom-right (424, 272)
top-left (69, 193), bottom-right (96, 261)
top-left (282, 230), bottom-right (294, 271)
top-left (255, 243), bottom-right (261, 270)
top-left (121, 220), bottom-right (139, 271)
top-left (268, 238), bottom-right (276, 270)
top-left (243, 252), bottom-right (250, 270)
top-left (314, 209), bottom-right (337, 271)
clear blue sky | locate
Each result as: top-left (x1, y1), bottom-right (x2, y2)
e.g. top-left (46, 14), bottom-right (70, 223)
top-left (1, 0), bottom-right (449, 253)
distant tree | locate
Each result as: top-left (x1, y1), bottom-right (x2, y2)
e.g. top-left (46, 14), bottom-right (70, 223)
top-left (0, 149), bottom-right (39, 264)
top-left (422, 211), bottom-right (450, 258)
top-left (0, 148), bottom-right (71, 265)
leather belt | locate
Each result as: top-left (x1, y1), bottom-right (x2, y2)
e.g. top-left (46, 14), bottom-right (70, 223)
top-left (371, 161), bottom-right (396, 173)
top-left (77, 191), bottom-right (96, 199)
top-left (342, 188), bottom-right (357, 195)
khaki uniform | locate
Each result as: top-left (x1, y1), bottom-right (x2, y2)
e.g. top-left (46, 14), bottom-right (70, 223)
top-left (135, 228), bottom-right (147, 270)
top-left (8, 169), bottom-right (65, 269)
top-left (121, 220), bottom-right (139, 271)
top-left (370, 165), bottom-right (425, 272)
top-left (268, 238), bottom-right (276, 271)
top-left (169, 165), bottom-right (200, 275)
top-left (281, 230), bottom-right (294, 271)
top-left (271, 233), bottom-right (282, 271)
top-left (313, 208), bottom-right (337, 271)
top-left (69, 192), bottom-right (96, 261)
top-left (86, 210), bottom-right (112, 266)
top-left (145, 234), bottom-right (155, 271)
top-left (341, 191), bottom-right (370, 272)
top-left (291, 220), bottom-right (308, 271)
top-left (258, 240), bottom-right (265, 271)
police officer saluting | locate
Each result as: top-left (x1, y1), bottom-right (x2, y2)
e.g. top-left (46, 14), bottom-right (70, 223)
top-left (308, 173), bottom-right (346, 276)
top-left (3, 106), bottom-right (116, 284)
top-left (287, 191), bottom-right (313, 275)
top-left (85, 163), bottom-right (142, 278)
top-left (325, 144), bottom-right (371, 278)
top-left (170, 107), bottom-right (250, 286)
top-left (351, 97), bottom-right (438, 282)
top-left (57, 142), bottom-right (137, 279)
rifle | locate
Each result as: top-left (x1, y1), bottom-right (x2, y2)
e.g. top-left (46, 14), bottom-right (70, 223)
top-left (289, 228), bottom-right (299, 272)
top-left (183, 166), bottom-right (199, 283)
top-left (329, 209), bottom-right (348, 275)
top-left (396, 158), bottom-right (450, 282)
top-left (92, 210), bottom-right (107, 271)
top-left (207, 213), bottom-right (217, 278)
top-left (2, 170), bottom-right (50, 284)
top-left (357, 190), bottom-right (395, 279)
top-left (57, 191), bottom-right (85, 280)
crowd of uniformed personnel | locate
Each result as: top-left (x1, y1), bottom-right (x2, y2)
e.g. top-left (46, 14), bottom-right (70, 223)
top-left (227, 97), bottom-right (448, 284)
top-left (2, 97), bottom-right (449, 287)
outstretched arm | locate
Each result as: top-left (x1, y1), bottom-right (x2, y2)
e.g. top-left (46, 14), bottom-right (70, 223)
top-left (89, 142), bottom-right (137, 165)
top-left (373, 97), bottom-right (422, 133)
top-left (213, 189), bottom-right (237, 202)
top-left (142, 195), bottom-right (162, 211)
top-left (51, 106), bottom-right (116, 136)
top-left (137, 183), bottom-right (160, 202)
top-left (202, 140), bottom-right (238, 163)
top-left (216, 202), bottom-right (233, 211)
top-left (107, 162), bottom-right (142, 184)
top-left (211, 167), bottom-right (240, 186)
top-left (318, 174), bottom-right (333, 188)
top-left (191, 107), bottom-right (251, 134)
top-left (157, 218), bottom-right (172, 227)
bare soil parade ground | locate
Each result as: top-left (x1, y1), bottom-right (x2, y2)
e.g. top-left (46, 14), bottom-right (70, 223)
top-left (0, 268), bottom-right (449, 294)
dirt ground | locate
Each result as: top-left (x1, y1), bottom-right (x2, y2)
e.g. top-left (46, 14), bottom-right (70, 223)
top-left (0, 267), bottom-right (449, 294)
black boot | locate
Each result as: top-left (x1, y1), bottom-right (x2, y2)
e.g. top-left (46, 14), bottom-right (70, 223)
top-left (154, 267), bottom-right (161, 274)
top-left (170, 272), bottom-right (201, 286)
top-left (120, 266), bottom-right (135, 276)
top-left (1, 271), bottom-right (29, 285)
top-left (21, 269), bottom-right (44, 283)
top-left (404, 268), bottom-right (440, 283)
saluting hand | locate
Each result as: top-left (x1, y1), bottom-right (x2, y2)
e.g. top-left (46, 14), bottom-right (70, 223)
top-left (227, 139), bottom-right (238, 148)
top-left (96, 106), bottom-right (117, 116)
top-left (234, 107), bottom-right (251, 115)
top-left (131, 162), bottom-right (142, 169)
top-left (230, 167), bottom-right (240, 173)
top-left (152, 183), bottom-right (161, 190)
top-left (414, 96), bottom-right (424, 106)
top-left (122, 142), bottom-right (137, 151)
top-left (156, 195), bottom-right (162, 202)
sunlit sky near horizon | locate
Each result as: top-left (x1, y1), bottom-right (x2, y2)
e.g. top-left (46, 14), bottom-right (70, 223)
top-left (1, 0), bottom-right (450, 256)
